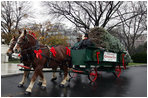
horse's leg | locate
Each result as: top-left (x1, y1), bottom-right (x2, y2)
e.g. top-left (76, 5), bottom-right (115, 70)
top-left (59, 65), bottom-right (69, 87)
top-left (38, 71), bottom-right (46, 90)
top-left (37, 77), bottom-right (43, 86)
top-left (37, 74), bottom-right (47, 86)
top-left (31, 65), bottom-right (43, 86)
top-left (51, 67), bottom-right (57, 81)
top-left (37, 72), bottom-right (44, 86)
top-left (25, 67), bottom-right (42, 95)
top-left (18, 71), bottom-right (29, 87)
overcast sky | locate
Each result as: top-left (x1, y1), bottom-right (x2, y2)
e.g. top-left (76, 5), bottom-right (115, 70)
top-left (30, 1), bottom-right (73, 28)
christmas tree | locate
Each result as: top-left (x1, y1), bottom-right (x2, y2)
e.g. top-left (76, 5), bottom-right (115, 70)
top-left (88, 27), bottom-right (131, 63)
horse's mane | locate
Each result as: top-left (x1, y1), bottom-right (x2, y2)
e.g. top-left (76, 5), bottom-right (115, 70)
top-left (25, 33), bottom-right (38, 47)
top-left (27, 33), bottom-right (36, 40)
top-left (27, 33), bottom-right (44, 47)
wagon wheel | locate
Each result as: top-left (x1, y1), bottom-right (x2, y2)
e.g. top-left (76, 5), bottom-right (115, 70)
top-left (113, 65), bottom-right (121, 78)
top-left (88, 67), bottom-right (98, 82)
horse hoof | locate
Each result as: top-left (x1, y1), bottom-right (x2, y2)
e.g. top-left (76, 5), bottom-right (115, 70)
top-left (51, 77), bottom-right (57, 81)
top-left (24, 91), bottom-right (31, 95)
top-left (41, 86), bottom-right (46, 90)
top-left (17, 84), bottom-right (23, 88)
top-left (67, 78), bottom-right (71, 82)
top-left (59, 84), bottom-right (65, 88)
top-left (37, 82), bottom-right (42, 86)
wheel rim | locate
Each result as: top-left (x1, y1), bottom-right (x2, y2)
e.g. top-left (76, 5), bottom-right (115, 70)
top-left (89, 68), bottom-right (98, 82)
top-left (115, 65), bottom-right (121, 78)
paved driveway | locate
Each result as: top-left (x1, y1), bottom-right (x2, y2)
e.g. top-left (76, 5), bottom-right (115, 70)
top-left (1, 65), bottom-right (147, 97)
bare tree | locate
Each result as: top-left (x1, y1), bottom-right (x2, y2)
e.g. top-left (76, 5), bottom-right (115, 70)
top-left (13, 1), bottom-right (32, 31)
top-left (111, 1), bottom-right (147, 55)
top-left (1, 1), bottom-right (13, 33)
top-left (1, 1), bottom-right (32, 34)
top-left (43, 1), bottom-right (123, 32)
top-left (107, 1), bottom-right (147, 31)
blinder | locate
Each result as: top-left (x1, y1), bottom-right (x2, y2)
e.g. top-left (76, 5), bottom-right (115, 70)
top-left (9, 41), bottom-right (16, 49)
top-left (17, 35), bottom-right (29, 46)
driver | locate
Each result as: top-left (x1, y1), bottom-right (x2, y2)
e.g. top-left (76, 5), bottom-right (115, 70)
top-left (77, 33), bottom-right (94, 49)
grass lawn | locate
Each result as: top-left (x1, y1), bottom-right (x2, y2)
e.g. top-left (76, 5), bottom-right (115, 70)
top-left (5, 59), bottom-right (20, 63)
top-left (128, 63), bottom-right (147, 66)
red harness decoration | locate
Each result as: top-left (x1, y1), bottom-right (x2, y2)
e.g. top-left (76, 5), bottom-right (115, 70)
top-left (34, 49), bottom-right (42, 59)
top-left (66, 47), bottom-right (71, 56)
top-left (29, 31), bottom-right (31, 34)
top-left (31, 32), bottom-right (36, 39)
top-left (96, 52), bottom-right (100, 64)
top-left (122, 54), bottom-right (126, 69)
top-left (72, 69), bottom-right (83, 73)
top-left (50, 47), bottom-right (56, 57)
top-left (17, 65), bottom-right (31, 69)
top-left (29, 31), bottom-right (36, 39)
top-left (18, 53), bottom-right (21, 57)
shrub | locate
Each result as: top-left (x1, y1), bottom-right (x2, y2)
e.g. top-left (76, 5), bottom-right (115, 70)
top-left (48, 33), bottom-right (69, 46)
top-left (131, 52), bottom-right (147, 63)
top-left (1, 32), bottom-right (19, 45)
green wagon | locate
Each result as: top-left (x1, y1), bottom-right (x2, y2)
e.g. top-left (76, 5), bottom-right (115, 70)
top-left (70, 47), bottom-right (127, 82)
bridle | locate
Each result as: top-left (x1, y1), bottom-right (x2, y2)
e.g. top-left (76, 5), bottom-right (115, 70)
top-left (9, 40), bottom-right (17, 50)
top-left (17, 34), bottom-right (46, 53)
top-left (16, 36), bottom-right (29, 47)
top-left (9, 37), bottom-right (18, 51)
top-left (16, 33), bottom-right (62, 68)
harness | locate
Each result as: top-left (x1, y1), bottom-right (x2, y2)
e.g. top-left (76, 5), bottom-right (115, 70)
top-left (19, 40), bottom-right (62, 68)
top-left (18, 34), bottom-right (72, 69)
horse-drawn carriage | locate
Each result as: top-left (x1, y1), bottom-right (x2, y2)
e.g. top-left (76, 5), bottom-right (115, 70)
top-left (18, 46), bottom-right (127, 82)
top-left (6, 30), bottom-right (127, 95)
top-left (70, 47), bottom-right (126, 82)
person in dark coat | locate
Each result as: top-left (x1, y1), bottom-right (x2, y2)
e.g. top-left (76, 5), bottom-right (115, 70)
top-left (71, 37), bottom-right (81, 50)
top-left (77, 33), bottom-right (94, 49)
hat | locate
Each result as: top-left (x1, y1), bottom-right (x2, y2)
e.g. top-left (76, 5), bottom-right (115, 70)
top-left (76, 34), bottom-right (82, 39)
top-left (84, 33), bottom-right (88, 37)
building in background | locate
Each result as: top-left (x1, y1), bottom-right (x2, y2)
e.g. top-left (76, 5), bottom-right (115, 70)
top-left (46, 23), bottom-right (82, 46)
top-left (134, 34), bottom-right (147, 48)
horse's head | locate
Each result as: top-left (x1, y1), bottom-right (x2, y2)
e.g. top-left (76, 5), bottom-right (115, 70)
top-left (6, 36), bottom-right (17, 56)
top-left (13, 29), bottom-right (36, 53)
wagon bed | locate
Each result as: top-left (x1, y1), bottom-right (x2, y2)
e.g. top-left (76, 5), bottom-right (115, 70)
top-left (70, 47), bottom-right (127, 82)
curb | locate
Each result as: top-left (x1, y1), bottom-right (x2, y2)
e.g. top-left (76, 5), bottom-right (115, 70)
top-left (126, 64), bottom-right (147, 68)
top-left (1, 73), bottom-right (24, 78)
top-left (1, 71), bottom-right (51, 78)
top-left (1, 68), bottom-right (58, 78)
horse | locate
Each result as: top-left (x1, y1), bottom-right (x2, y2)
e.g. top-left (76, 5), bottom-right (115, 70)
top-left (13, 30), bottom-right (72, 95)
top-left (6, 33), bottom-right (46, 88)
top-left (6, 36), bottom-right (18, 56)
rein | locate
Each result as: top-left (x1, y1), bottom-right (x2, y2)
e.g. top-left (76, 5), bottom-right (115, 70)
top-left (18, 34), bottom-right (63, 66)
top-left (19, 40), bottom-right (47, 52)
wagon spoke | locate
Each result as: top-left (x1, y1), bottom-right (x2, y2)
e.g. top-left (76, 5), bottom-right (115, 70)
top-left (90, 72), bottom-right (96, 76)
top-left (88, 67), bottom-right (98, 82)
top-left (114, 65), bottom-right (121, 78)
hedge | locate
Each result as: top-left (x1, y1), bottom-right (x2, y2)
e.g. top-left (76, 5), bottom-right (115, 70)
top-left (131, 52), bottom-right (147, 63)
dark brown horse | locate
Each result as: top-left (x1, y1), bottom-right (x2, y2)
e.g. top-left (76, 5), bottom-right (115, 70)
top-left (13, 30), bottom-right (71, 94)
top-left (6, 35), bottom-right (40, 87)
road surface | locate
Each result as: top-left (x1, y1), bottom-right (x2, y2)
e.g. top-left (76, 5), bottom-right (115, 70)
top-left (1, 65), bottom-right (147, 97)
